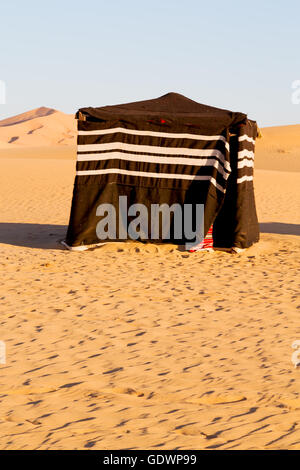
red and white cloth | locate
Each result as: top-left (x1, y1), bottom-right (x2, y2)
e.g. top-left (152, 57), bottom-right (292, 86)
top-left (188, 225), bottom-right (213, 252)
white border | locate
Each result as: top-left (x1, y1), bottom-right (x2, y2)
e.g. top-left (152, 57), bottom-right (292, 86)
top-left (60, 240), bottom-right (106, 251)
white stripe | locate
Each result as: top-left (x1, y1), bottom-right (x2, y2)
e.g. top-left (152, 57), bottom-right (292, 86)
top-left (76, 168), bottom-right (226, 193)
top-left (237, 159), bottom-right (254, 169)
top-left (237, 175), bottom-right (253, 184)
top-left (78, 141), bottom-right (228, 160)
top-left (238, 135), bottom-right (255, 145)
top-left (78, 127), bottom-right (229, 150)
top-left (77, 151), bottom-right (231, 174)
top-left (61, 240), bottom-right (106, 251)
top-left (237, 149), bottom-right (254, 160)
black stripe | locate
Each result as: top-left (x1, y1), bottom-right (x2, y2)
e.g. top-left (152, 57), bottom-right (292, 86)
top-left (237, 142), bottom-right (255, 153)
top-left (77, 117), bottom-right (231, 137)
top-left (76, 159), bottom-right (228, 185)
top-left (73, 172), bottom-right (222, 193)
top-left (237, 166), bottom-right (254, 176)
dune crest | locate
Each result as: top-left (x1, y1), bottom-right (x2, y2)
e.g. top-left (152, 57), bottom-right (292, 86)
top-left (0, 106), bottom-right (57, 127)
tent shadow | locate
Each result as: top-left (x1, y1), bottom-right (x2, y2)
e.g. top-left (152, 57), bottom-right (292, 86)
top-left (260, 222), bottom-right (300, 236)
top-left (1, 222), bottom-right (298, 251)
top-left (0, 223), bottom-right (67, 249)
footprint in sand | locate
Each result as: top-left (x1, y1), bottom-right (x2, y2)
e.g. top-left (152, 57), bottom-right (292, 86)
top-left (291, 340), bottom-right (300, 368)
top-left (175, 425), bottom-right (219, 438)
top-left (279, 398), bottom-right (300, 409)
top-left (102, 387), bottom-right (145, 397)
top-left (186, 394), bottom-right (247, 405)
top-left (3, 412), bottom-right (40, 425)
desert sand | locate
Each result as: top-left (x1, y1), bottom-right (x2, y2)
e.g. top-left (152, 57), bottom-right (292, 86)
top-left (0, 109), bottom-right (299, 450)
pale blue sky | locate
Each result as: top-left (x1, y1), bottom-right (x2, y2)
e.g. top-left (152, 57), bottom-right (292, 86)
top-left (0, 0), bottom-right (299, 126)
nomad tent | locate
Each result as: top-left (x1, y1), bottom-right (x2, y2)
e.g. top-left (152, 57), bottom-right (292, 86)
top-left (64, 92), bottom-right (259, 251)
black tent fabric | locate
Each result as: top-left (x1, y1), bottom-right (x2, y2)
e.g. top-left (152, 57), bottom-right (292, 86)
top-left (65, 92), bottom-right (259, 249)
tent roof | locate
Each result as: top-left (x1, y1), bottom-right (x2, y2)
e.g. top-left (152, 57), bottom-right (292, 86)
top-left (76, 92), bottom-right (253, 134)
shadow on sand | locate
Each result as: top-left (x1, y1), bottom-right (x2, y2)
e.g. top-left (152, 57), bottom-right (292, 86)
top-left (0, 223), bottom-right (67, 249)
top-left (260, 222), bottom-right (300, 236)
top-left (0, 222), bottom-right (299, 250)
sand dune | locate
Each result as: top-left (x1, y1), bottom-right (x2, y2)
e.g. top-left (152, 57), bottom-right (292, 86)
top-left (255, 124), bottom-right (300, 172)
top-left (257, 124), bottom-right (300, 153)
top-left (0, 140), bottom-right (18, 149)
top-left (0, 109), bottom-right (299, 450)
top-left (0, 107), bottom-right (76, 148)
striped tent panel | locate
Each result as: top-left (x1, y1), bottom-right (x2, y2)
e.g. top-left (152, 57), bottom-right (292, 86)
top-left (75, 128), bottom-right (231, 194)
